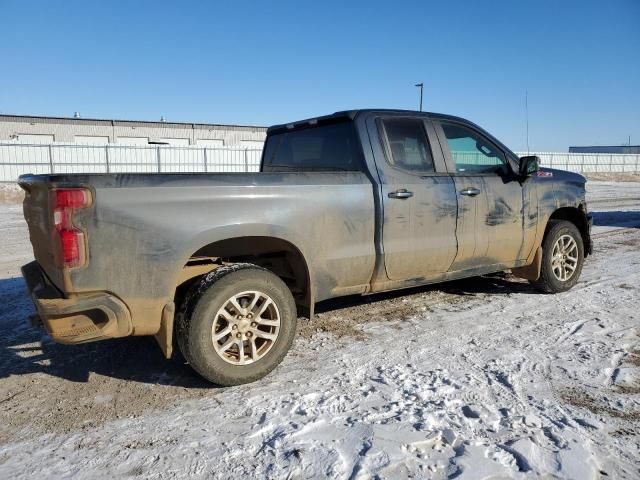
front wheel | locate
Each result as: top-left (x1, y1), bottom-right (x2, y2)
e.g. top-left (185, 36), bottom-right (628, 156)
top-left (531, 220), bottom-right (584, 293)
top-left (176, 263), bottom-right (297, 386)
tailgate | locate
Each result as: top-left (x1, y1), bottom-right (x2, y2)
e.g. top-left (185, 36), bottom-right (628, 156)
top-left (18, 176), bottom-right (65, 290)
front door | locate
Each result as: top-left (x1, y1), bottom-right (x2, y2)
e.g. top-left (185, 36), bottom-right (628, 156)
top-left (435, 120), bottom-right (526, 271)
top-left (367, 115), bottom-right (458, 281)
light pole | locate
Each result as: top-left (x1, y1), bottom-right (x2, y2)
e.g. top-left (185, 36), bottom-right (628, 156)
top-left (415, 83), bottom-right (424, 111)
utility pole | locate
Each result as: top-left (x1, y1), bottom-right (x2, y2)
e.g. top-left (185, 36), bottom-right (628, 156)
top-left (525, 89), bottom-right (530, 154)
top-left (415, 83), bottom-right (424, 112)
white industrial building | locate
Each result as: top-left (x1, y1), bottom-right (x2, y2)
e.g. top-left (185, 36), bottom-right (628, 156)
top-left (0, 114), bottom-right (267, 147)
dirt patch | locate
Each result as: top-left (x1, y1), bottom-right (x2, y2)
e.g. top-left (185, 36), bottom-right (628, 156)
top-left (616, 385), bottom-right (640, 395)
top-left (625, 349), bottom-right (640, 367)
top-left (296, 294), bottom-right (435, 340)
top-left (297, 316), bottom-right (367, 340)
top-left (610, 427), bottom-right (639, 437)
top-left (296, 293), bottom-right (436, 340)
top-left (0, 337), bottom-right (214, 444)
top-left (585, 173), bottom-right (640, 182)
top-left (0, 278), bottom-right (215, 444)
top-left (296, 275), bottom-right (526, 341)
top-left (296, 287), bottom-right (472, 340)
top-left (0, 183), bottom-right (24, 204)
top-left (613, 237), bottom-right (640, 247)
top-left (560, 388), bottom-right (640, 421)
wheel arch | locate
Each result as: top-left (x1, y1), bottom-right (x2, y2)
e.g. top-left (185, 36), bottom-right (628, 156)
top-left (546, 205), bottom-right (591, 257)
top-left (155, 228), bottom-right (314, 360)
top-left (178, 235), bottom-right (313, 318)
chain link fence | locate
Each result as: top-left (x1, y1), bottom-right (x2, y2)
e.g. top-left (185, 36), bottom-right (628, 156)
top-left (1, 143), bottom-right (639, 181)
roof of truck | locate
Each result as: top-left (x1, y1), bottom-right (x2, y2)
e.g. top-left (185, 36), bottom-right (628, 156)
top-left (266, 109), bottom-right (468, 134)
top-left (266, 109), bottom-right (518, 160)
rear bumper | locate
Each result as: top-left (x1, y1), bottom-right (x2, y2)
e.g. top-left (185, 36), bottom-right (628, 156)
top-left (21, 261), bottom-right (132, 344)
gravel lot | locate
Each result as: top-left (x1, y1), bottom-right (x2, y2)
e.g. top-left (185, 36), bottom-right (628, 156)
top-left (0, 181), bottom-right (639, 479)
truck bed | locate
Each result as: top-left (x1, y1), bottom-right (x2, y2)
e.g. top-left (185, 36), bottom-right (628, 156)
top-left (20, 171), bottom-right (377, 336)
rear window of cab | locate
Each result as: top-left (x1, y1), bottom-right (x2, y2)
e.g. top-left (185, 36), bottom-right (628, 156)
top-left (262, 121), bottom-right (363, 172)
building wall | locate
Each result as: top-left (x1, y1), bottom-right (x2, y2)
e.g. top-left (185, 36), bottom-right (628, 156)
top-left (0, 114), bottom-right (267, 147)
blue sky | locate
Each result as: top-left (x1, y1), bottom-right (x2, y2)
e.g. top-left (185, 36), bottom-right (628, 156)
top-left (1, 0), bottom-right (638, 151)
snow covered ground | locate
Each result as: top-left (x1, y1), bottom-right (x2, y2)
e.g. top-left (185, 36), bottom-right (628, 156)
top-left (0, 181), bottom-right (639, 479)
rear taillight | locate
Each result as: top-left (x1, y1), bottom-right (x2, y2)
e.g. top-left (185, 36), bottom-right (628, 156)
top-left (51, 188), bottom-right (92, 269)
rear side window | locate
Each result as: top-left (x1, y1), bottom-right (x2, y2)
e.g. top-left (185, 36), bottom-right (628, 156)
top-left (382, 118), bottom-right (434, 173)
top-left (262, 121), bottom-right (363, 172)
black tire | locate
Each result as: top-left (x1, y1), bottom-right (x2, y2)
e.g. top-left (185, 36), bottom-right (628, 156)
top-left (176, 263), bottom-right (297, 386)
top-left (531, 220), bottom-right (584, 293)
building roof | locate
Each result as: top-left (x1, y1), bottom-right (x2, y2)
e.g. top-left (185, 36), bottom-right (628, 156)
top-left (569, 145), bottom-right (640, 154)
top-left (0, 113), bottom-right (267, 130)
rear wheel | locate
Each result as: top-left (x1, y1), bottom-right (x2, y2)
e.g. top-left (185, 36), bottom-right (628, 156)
top-left (176, 263), bottom-right (297, 386)
top-left (531, 220), bottom-right (584, 293)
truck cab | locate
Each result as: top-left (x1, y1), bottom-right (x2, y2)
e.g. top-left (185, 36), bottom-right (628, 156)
top-left (264, 110), bottom-right (590, 292)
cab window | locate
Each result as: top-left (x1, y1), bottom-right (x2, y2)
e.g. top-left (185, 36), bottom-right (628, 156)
top-left (441, 123), bottom-right (506, 174)
top-left (262, 120), bottom-right (363, 172)
top-left (382, 118), bottom-right (434, 173)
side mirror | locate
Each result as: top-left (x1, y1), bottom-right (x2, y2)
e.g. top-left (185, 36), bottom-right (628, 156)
top-left (519, 155), bottom-right (540, 177)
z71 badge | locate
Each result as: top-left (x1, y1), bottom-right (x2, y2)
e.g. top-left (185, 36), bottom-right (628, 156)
top-left (537, 171), bottom-right (553, 178)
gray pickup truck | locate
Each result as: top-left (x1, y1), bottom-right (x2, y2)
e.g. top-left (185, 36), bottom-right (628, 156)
top-left (19, 109), bottom-right (592, 385)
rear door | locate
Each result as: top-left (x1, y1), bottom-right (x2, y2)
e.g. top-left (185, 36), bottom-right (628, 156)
top-left (434, 120), bottom-right (526, 270)
top-left (366, 115), bottom-right (458, 280)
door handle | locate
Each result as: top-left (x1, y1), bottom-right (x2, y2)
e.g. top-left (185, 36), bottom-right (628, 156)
top-left (388, 189), bottom-right (414, 199)
top-left (459, 187), bottom-right (481, 197)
